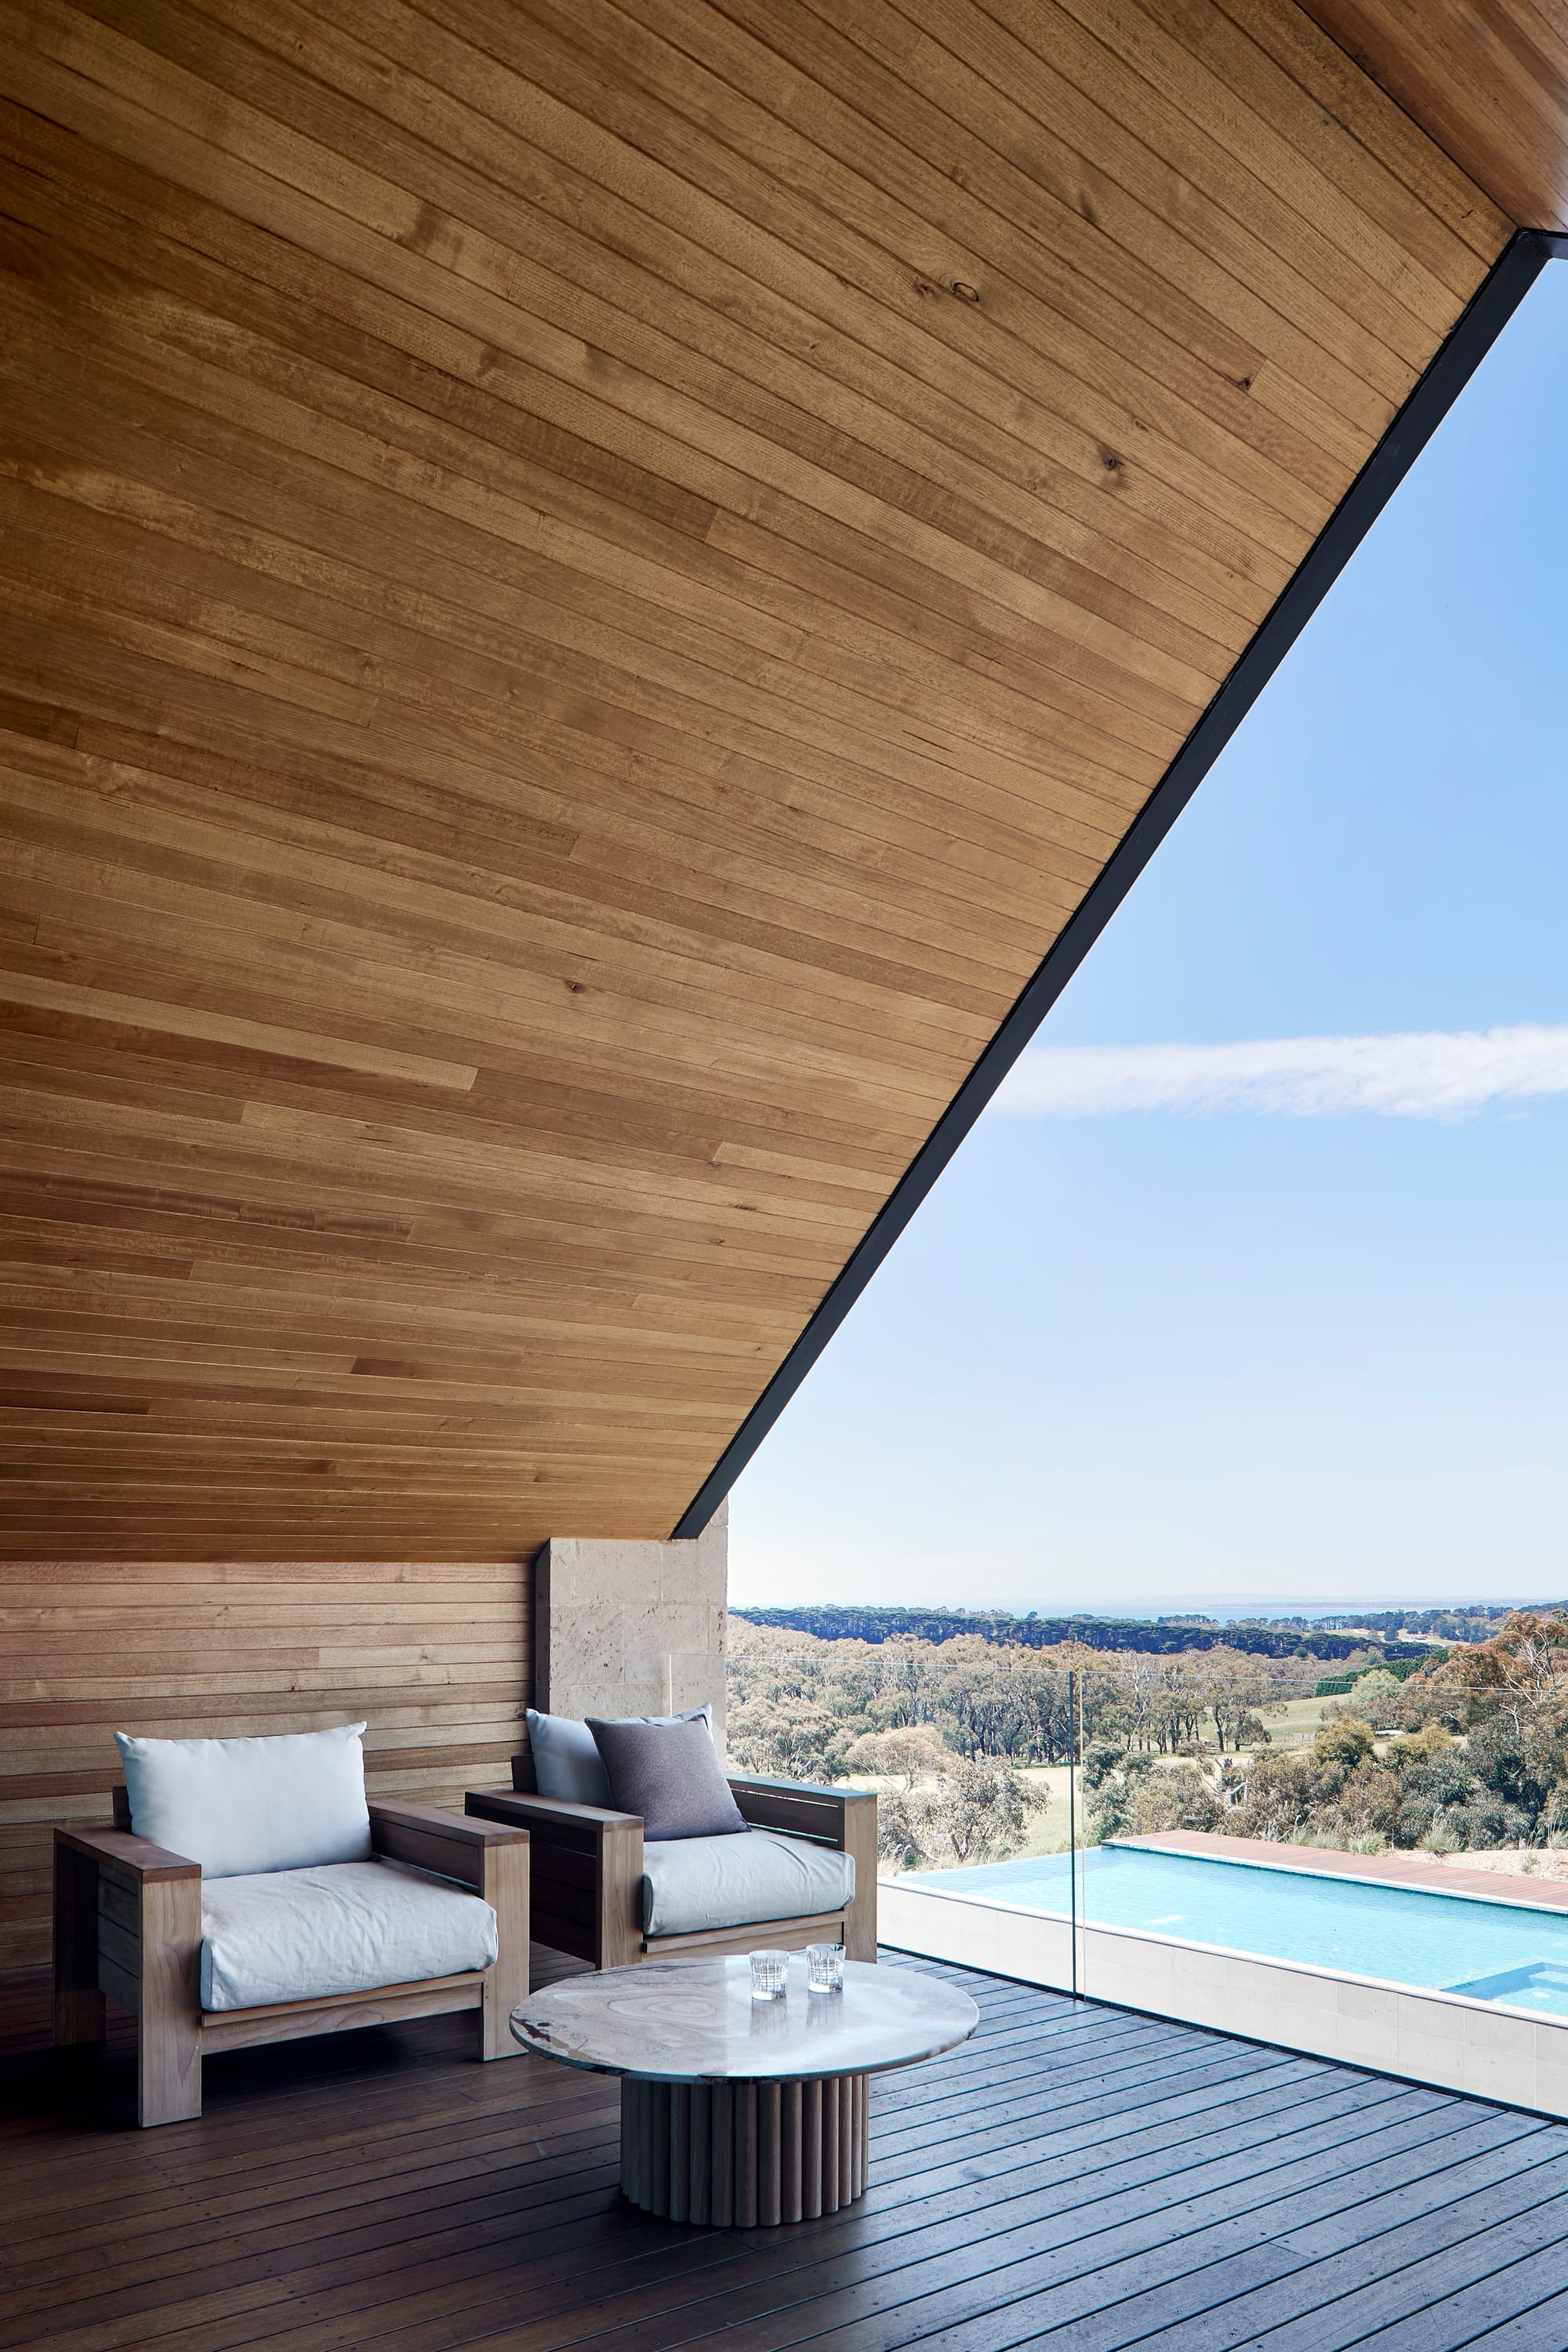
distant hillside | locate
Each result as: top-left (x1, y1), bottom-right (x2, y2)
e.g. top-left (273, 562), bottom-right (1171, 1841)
top-left (731, 1603), bottom-right (1432, 1664)
top-left (1309, 1604), bottom-right (1557, 1642)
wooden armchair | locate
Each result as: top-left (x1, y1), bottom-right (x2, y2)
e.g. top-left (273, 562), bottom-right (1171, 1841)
top-left (53, 1794), bottom-right (530, 2127)
top-left (466, 1766), bottom-right (876, 1971)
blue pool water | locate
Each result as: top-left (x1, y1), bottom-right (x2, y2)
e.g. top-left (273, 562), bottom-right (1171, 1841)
top-left (903, 1844), bottom-right (1568, 2020)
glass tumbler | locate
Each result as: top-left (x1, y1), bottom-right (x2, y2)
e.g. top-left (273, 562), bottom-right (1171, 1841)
top-left (807, 1942), bottom-right (846, 1993)
top-left (749, 1949), bottom-right (789, 2001)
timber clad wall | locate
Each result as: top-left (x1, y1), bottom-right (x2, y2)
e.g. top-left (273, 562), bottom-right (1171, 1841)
top-left (0, 1558), bottom-right (530, 1969)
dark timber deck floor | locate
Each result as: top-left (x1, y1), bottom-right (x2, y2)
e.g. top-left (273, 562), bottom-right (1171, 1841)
top-left (5, 1947), bottom-right (1568, 2350)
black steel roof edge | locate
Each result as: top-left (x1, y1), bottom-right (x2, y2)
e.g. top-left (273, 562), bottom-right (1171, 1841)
top-left (671, 227), bottom-right (1557, 1542)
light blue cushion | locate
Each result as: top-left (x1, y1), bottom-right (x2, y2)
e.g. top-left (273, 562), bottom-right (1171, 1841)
top-left (642, 1828), bottom-right (855, 1936)
top-left (116, 1722), bottom-right (371, 1879)
top-left (526, 1704), bottom-right (712, 1807)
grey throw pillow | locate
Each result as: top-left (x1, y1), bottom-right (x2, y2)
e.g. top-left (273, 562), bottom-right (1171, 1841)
top-left (527, 1704), bottom-right (712, 1806)
top-left (586, 1715), bottom-right (749, 1842)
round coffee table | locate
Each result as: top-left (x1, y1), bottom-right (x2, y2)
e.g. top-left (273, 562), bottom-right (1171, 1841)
top-left (511, 1955), bottom-right (978, 2227)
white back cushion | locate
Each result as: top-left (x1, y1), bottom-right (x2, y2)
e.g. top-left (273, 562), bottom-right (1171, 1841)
top-left (115, 1722), bottom-right (372, 1878)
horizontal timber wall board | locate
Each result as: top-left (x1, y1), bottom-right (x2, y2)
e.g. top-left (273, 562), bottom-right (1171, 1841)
top-left (0, 1557), bottom-right (530, 1970)
top-left (0, 0), bottom-right (1512, 1557)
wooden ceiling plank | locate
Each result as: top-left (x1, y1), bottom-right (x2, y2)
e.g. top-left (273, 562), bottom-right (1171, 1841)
top-left (0, 1006), bottom-right (942, 1151)
top-left (597, 0), bottom-right (1396, 477)
top-left (2, 1139), bottom-right (897, 1280)
top-left (218, 0), bottom-right (1397, 527)
top-left (0, 387), bottom-right (1176, 812)
top-left (0, 428), bottom-right (1164, 850)
top-left (1213, 0), bottom-right (1514, 270)
top-left (1, 1152), bottom-right (904, 1290)
top-left (0, 741), bottom-right (1040, 1022)
top-left (1, 416), bottom-right (1185, 807)
top-left (0, 1124), bottom-right (931, 1279)
top-left (107, 0), bottom-right (1335, 588)
top-left (1303, 0), bottom-right (1568, 231)
top-left (4, 0), bottom-right (1336, 575)
top-left (1131, 0), bottom-right (1514, 287)
top-left (0, 266), bottom-right (1229, 766)
top-left (0, 1080), bottom-right (922, 1256)
top-left (0, 306), bottom-right (1189, 818)
top-left (0, 735), bottom-right (1026, 1040)
top-left (0, 1270), bottom-right (808, 1352)
top-left (0, 233), bottom-right (1203, 800)
top-left (0, 635), bottom-right (1128, 946)
top-left (3, 1088), bottom-right (906, 1240)
top-left (0, 1142), bottom-right (909, 1285)
top-left (0, 105), bottom-right (1298, 694)
top-left (0, 966), bottom-right (477, 1092)
top-left (0, 579), bottom-right (1138, 896)
top-left (408, 0), bottom-right (1373, 524)
top-left (0, 786), bottom-right (1012, 1054)
top-left (0, 1011), bottom-right (927, 1187)
top-left (28, 697), bottom-right (1085, 978)
top-left (0, 38), bottom-right (1266, 717)
top-left (1019, 0), bottom-right (1486, 337)
top-left (2, 829), bottom-right (1024, 1054)
top-left (1211, 0), bottom-right (1512, 262)
top-left (811, 0), bottom-right (1416, 445)
top-left (0, 374), bottom-right (1189, 804)
top-left (9, 858), bottom-right (999, 1084)
top-left (126, 0), bottom-right (1300, 667)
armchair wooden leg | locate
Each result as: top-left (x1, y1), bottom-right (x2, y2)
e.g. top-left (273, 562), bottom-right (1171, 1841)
top-left (53, 1835), bottom-right (106, 2049)
top-left (480, 1834), bottom-right (530, 2060)
top-left (138, 1876), bottom-right (202, 2127)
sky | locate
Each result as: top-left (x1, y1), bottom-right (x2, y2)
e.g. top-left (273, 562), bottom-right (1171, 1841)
top-left (729, 261), bottom-right (1568, 1620)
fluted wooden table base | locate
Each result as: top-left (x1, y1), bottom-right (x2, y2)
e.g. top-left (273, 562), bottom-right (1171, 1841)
top-left (620, 2074), bottom-right (869, 2226)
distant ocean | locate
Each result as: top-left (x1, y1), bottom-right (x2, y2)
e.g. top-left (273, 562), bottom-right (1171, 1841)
top-left (1035, 1596), bottom-right (1540, 1622)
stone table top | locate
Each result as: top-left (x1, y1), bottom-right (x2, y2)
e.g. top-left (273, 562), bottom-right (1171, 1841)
top-left (510, 1956), bottom-right (979, 2083)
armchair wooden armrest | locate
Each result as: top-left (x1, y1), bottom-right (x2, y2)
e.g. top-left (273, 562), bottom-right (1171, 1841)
top-left (368, 1800), bottom-right (529, 2058)
top-left (466, 1786), bottom-right (641, 1969)
top-left (726, 1777), bottom-right (878, 1961)
top-left (56, 1823), bottom-right (201, 1882)
top-left (368, 1798), bottom-right (528, 1885)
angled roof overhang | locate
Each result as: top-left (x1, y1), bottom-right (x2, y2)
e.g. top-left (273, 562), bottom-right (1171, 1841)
top-left (0, 0), bottom-right (1559, 1560)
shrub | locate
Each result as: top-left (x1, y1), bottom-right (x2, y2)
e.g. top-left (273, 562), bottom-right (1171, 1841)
top-left (843, 1727), bottom-right (956, 1788)
top-left (880, 1758), bottom-right (1047, 1869)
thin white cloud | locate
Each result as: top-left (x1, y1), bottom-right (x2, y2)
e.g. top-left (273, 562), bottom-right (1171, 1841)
top-left (993, 1024), bottom-right (1568, 1120)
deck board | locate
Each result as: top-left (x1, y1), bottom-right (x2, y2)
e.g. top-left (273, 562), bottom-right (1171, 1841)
top-left (3, 1948), bottom-right (1568, 2350)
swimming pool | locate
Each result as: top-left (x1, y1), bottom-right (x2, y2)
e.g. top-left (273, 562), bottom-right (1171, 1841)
top-left (902, 1842), bottom-right (1568, 2020)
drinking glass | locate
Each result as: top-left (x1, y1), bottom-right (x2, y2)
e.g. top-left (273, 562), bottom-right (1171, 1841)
top-left (807, 1942), bottom-right (845, 1993)
top-left (749, 1949), bottom-right (789, 2001)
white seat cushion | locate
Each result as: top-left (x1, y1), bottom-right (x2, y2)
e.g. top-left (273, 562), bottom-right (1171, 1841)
top-left (641, 1828), bottom-right (855, 1937)
top-left (199, 1860), bottom-right (498, 2012)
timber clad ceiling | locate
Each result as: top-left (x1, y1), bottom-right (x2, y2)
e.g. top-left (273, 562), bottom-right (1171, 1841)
top-left (0, 0), bottom-right (1515, 1558)
top-left (1306, 1), bottom-right (1568, 232)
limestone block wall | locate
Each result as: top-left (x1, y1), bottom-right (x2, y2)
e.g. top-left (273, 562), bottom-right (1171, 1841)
top-left (533, 1503), bottom-right (728, 1746)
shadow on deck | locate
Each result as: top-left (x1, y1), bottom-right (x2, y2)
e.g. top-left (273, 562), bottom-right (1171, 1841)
top-left (4, 1946), bottom-right (1568, 2349)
